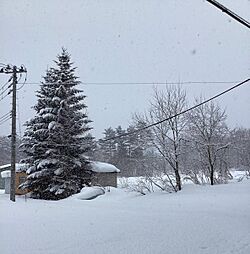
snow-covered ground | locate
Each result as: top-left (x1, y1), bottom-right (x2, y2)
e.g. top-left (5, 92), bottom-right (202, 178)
top-left (0, 180), bottom-right (250, 254)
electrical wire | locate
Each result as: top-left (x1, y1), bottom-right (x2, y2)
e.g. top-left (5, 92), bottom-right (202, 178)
top-left (0, 83), bottom-right (12, 97)
top-left (0, 111), bottom-right (11, 121)
top-left (0, 91), bottom-right (11, 102)
top-left (103, 78), bottom-right (250, 141)
top-left (206, 0), bottom-right (250, 29)
top-left (0, 77), bottom-right (12, 91)
top-left (17, 71), bottom-right (27, 91)
top-left (0, 115), bottom-right (11, 125)
top-left (23, 80), bottom-right (240, 86)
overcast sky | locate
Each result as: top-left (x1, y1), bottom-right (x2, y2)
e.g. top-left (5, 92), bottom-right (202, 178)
top-left (0, 0), bottom-right (249, 138)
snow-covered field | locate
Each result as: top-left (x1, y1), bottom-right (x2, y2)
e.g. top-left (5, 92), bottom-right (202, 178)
top-left (0, 180), bottom-right (250, 254)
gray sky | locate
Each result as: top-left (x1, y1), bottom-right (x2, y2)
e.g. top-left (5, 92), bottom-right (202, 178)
top-left (0, 0), bottom-right (249, 138)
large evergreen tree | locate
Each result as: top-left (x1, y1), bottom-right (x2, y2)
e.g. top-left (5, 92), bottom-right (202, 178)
top-left (20, 49), bottom-right (93, 200)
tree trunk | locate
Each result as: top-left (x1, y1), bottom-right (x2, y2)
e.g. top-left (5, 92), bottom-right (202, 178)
top-left (175, 169), bottom-right (182, 191)
top-left (210, 166), bottom-right (214, 185)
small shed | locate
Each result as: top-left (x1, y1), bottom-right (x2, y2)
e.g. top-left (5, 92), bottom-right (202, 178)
top-left (0, 164), bottom-right (28, 195)
top-left (90, 161), bottom-right (120, 188)
top-left (0, 164), bottom-right (10, 189)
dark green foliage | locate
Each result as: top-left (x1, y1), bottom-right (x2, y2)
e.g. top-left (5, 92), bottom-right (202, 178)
top-left (20, 49), bottom-right (93, 200)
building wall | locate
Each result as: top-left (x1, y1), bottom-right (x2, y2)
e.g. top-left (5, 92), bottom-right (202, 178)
top-left (0, 166), bottom-right (10, 189)
top-left (16, 172), bottom-right (29, 195)
top-left (5, 178), bottom-right (11, 194)
top-left (91, 172), bottom-right (117, 187)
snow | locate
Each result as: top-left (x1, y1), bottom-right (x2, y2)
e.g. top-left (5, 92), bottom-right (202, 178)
top-left (0, 163), bottom-right (26, 172)
top-left (1, 170), bottom-right (11, 178)
top-left (0, 164), bottom-right (10, 170)
top-left (0, 163), bottom-right (25, 172)
top-left (0, 179), bottom-right (249, 254)
top-left (48, 121), bottom-right (57, 130)
top-left (90, 161), bottom-right (120, 173)
top-left (74, 186), bottom-right (105, 200)
top-left (37, 159), bottom-right (57, 169)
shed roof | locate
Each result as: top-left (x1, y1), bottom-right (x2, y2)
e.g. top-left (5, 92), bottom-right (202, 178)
top-left (0, 164), bottom-right (27, 172)
top-left (90, 161), bottom-right (120, 173)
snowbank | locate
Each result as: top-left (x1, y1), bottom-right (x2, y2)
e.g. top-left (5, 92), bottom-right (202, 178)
top-left (0, 177), bottom-right (250, 254)
top-left (90, 161), bottom-right (120, 173)
top-left (75, 186), bottom-right (105, 200)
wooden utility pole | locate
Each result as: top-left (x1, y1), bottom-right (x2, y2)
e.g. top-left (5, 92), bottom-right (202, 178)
top-left (0, 64), bottom-right (27, 202)
top-left (10, 66), bottom-right (17, 201)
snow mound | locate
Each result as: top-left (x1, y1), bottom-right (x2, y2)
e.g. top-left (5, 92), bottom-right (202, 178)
top-left (1, 170), bottom-right (11, 178)
top-left (75, 186), bottom-right (105, 200)
top-left (90, 161), bottom-right (120, 173)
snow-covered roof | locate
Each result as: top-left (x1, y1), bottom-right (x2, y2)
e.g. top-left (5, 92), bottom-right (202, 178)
top-left (90, 161), bottom-right (120, 173)
top-left (1, 170), bottom-right (11, 178)
top-left (0, 163), bottom-right (27, 172)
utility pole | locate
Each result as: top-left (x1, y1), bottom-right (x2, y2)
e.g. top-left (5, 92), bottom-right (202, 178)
top-left (0, 65), bottom-right (27, 202)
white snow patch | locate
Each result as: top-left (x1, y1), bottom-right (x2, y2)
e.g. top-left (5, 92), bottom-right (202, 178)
top-left (0, 164), bottom-right (10, 170)
top-left (90, 161), bottom-right (120, 173)
top-left (37, 159), bottom-right (57, 169)
top-left (1, 170), bottom-right (11, 178)
top-left (48, 121), bottom-right (57, 130)
top-left (74, 186), bottom-right (105, 200)
top-left (0, 163), bottom-right (26, 172)
top-left (54, 168), bottom-right (63, 175)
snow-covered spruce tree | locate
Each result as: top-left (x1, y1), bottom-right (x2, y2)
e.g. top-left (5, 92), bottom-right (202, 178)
top-left (20, 49), bottom-right (93, 200)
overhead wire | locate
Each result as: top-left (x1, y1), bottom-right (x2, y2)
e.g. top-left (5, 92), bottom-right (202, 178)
top-left (0, 85), bottom-right (12, 101)
top-left (103, 78), bottom-right (250, 141)
top-left (0, 118), bottom-right (11, 126)
top-left (17, 70), bottom-right (27, 91)
top-left (0, 76), bottom-right (12, 91)
top-left (0, 111), bottom-right (11, 121)
top-left (0, 92), bottom-right (11, 102)
top-left (0, 84), bottom-right (12, 96)
top-left (0, 114), bottom-right (11, 125)
top-left (23, 80), bottom-right (240, 86)
top-left (0, 77), bottom-right (12, 99)
top-left (206, 0), bottom-right (250, 29)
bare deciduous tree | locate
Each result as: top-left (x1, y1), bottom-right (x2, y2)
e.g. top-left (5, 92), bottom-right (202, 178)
top-left (187, 100), bottom-right (229, 185)
top-left (135, 85), bottom-right (187, 191)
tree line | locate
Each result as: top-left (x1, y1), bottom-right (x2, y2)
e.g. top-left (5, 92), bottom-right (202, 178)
top-left (92, 86), bottom-right (250, 193)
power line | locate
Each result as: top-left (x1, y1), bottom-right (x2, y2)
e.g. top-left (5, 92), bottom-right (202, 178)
top-left (0, 85), bottom-right (12, 97)
top-left (0, 113), bottom-right (11, 122)
top-left (17, 71), bottom-right (27, 91)
top-left (0, 77), bottom-right (13, 99)
top-left (0, 111), bottom-right (11, 121)
top-left (0, 115), bottom-right (11, 125)
top-left (206, 0), bottom-right (250, 29)
top-left (23, 80), bottom-right (239, 86)
top-left (0, 91), bottom-right (12, 102)
top-left (103, 78), bottom-right (250, 141)
top-left (0, 77), bottom-right (12, 90)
